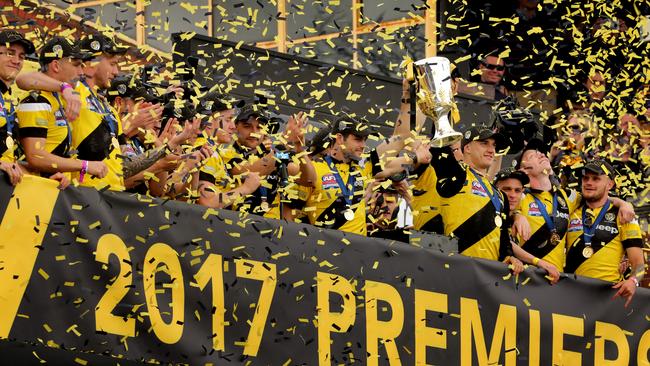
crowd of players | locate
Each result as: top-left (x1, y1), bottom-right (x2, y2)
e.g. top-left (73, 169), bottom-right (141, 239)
top-left (0, 29), bottom-right (645, 307)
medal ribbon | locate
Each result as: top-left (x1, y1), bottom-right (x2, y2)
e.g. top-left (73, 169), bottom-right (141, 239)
top-left (52, 92), bottom-right (73, 156)
top-left (582, 200), bottom-right (610, 245)
top-left (324, 155), bottom-right (356, 208)
top-left (531, 193), bottom-right (558, 233)
top-left (0, 92), bottom-right (15, 137)
top-left (470, 169), bottom-right (502, 214)
top-left (81, 80), bottom-right (117, 137)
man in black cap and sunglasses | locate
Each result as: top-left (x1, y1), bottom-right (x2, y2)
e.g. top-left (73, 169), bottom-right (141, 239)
top-left (16, 36), bottom-right (107, 181)
top-left (565, 159), bottom-right (644, 308)
top-left (0, 29), bottom-right (35, 185)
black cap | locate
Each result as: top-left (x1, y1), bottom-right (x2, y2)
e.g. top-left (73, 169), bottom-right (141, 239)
top-left (39, 37), bottom-right (92, 66)
top-left (494, 167), bottom-right (530, 186)
top-left (582, 159), bottom-right (615, 179)
top-left (162, 100), bottom-right (195, 122)
top-left (461, 125), bottom-right (507, 152)
top-left (514, 138), bottom-right (548, 169)
top-left (236, 104), bottom-right (269, 124)
top-left (78, 33), bottom-right (129, 57)
top-left (197, 91), bottom-right (244, 114)
top-left (0, 29), bottom-right (35, 54)
top-left (308, 124), bottom-right (333, 156)
top-left (331, 117), bottom-right (372, 138)
top-left (106, 74), bottom-right (156, 102)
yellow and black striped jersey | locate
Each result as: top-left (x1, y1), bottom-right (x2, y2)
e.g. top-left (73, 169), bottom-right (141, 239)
top-left (411, 158), bottom-right (443, 234)
top-left (432, 146), bottom-right (512, 261)
top-left (299, 154), bottom-right (375, 236)
top-left (565, 202), bottom-right (643, 282)
top-left (70, 81), bottom-right (125, 191)
top-left (515, 187), bottom-right (581, 271)
top-left (16, 91), bottom-right (72, 157)
top-left (0, 81), bottom-right (16, 162)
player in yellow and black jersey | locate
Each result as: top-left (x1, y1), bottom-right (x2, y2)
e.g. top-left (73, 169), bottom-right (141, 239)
top-left (510, 140), bottom-right (637, 278)
top-left (411, 141), bottom-right (463, 234)
top-left (15, 33), bottom-right (130, 190)
top-left (16, 36), bottom-right (108, 180)
top-left (0, 30), bottom-right (34, 185)
top-left (197, 96), bottom-right (263, 208)
top-left (564, 160), bottom-right (644, 307)
top-left (431, 126), bottom-right (522, 270)
top-left (296, 117), bottom-right (422, 236)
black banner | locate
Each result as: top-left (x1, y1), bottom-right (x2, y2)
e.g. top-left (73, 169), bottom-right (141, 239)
top-left (1, 174), bottom-right (649, 365)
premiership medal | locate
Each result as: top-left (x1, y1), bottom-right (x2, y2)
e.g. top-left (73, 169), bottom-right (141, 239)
top-left (5, 136), bottom-right (14, 150)
top-left (549, 231), bottom-right (561, 246)
top-left (582, 246), bottom-right (593, 258)
top-left (112, 136), bottom-right (120, 150)
top-left (343, 208), bottom-right (355, 221)
top-left (260, 200), bottom-right (270, 211)
top-left (494, 214), bottom-right (503, 228)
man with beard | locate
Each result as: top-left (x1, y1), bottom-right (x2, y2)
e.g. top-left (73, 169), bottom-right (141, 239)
top-left (197, 96), bottom-right (263, 209)
top-left (512, 140), bottom-right (636, 278)
top-left (223, 104), bottom-right (315, 219)
top-left (431, 125), bottom-right (523, 272)
top-left (565, 160), bottom-right (644, 308)
top-left (299, 117), bottom-right (429, 236)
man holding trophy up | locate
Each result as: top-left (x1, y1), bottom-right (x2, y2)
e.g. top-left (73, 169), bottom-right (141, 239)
top-left (411, 57), bottom-right (524, 273)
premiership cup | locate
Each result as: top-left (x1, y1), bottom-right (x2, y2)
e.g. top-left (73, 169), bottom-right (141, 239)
top-left (413, 57), bottom-right (462, 147)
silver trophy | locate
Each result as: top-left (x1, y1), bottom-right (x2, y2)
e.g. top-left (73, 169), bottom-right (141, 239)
top-left (413, 57), bottom-right (462, 147)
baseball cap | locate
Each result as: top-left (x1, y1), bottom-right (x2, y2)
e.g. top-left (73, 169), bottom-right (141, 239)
top-left (236, 104), bottom-right (269, 124)
top-left (582, 159), bottom-right (615, 179)
top-left (197, 91), bottom-right (244, 114)
top-left (39, 37), bottom-right (92, 66)
top-left (461, 125), bottom-right (507, 152)
top-left (331, 117), bottom-right (373, 138)
top-left (0, 29), bottom-right (35, 54)
top-left (494, 167), bottom-right (530, 186)
top-left (106, 74), bottom-right (156, 102)
top-left (78, 33), bottom-right (129, 57)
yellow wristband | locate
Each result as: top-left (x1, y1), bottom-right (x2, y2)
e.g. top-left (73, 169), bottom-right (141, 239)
top-left (532, 257), bottom-right (540, 266)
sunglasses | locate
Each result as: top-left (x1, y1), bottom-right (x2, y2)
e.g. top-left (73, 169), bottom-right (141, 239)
top-left (480, 61), bottom-right (505, 71)
top-left (567, 125), bottom-right (587, 133)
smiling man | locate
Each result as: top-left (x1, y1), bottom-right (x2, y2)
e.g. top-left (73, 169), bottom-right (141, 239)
top-left (0, 29), bottom-right (34, 185)
top-left (565, 159), bottom-right (644, 307)
top-left (429, 125), bottom-right (523, 273)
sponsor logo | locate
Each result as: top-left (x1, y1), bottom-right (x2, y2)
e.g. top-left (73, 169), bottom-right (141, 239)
top-left (556, 212), bottom-right (570, 220)
top-left (55, 119), bottom-right (67, 127)
top-left (568, 218), bottom-right (582, 232)
top-left (321, 174), bottom-right (339, 189)
top-left (596, 224), bottom-right (618, 234)
top-left (471, 180), bottom-right (488, 197)
top-left (528, 201), bottom-right (542, 216)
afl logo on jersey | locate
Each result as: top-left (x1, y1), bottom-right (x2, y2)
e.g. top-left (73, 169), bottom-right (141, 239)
top-left (528, 201), bottom-right (542, 216)
top-left (568, 218), bottom-right (582, 232)
top-left (321, 174), bottom-right (339, 189)
top-left (470, 180), bottom-right (488, 197)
